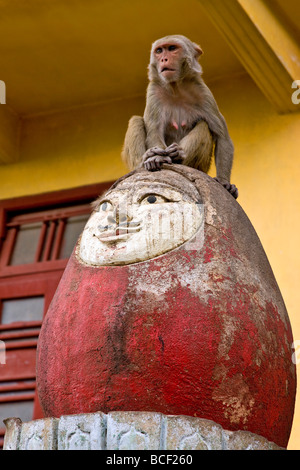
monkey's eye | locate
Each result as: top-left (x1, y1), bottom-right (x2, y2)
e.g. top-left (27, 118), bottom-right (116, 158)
top-left (140, 194), bottom-right (169, 205)
top-left (168, 45), bottom-right (177, 51)
top-left (155, 47), bottom-right (163, 54)
top-left (98, 201), bottom-right (113, 212)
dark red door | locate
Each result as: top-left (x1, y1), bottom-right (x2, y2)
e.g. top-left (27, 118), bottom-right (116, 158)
top-left (0, 182), bottom-right (111, 448)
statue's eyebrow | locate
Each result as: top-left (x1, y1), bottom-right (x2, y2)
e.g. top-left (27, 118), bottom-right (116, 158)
top-left (133, 186), bottom-right (183, 203)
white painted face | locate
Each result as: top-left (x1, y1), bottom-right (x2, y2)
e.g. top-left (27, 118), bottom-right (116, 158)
top-left (78, 173), bottom-right (204, 266)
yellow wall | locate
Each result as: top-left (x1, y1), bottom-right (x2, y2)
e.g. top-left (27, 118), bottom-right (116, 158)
top-left (215, 74), bottom-right (300, 450)
top-left (0, 99), bottom-right (133, 197)
top-left (0, 72), bottom-right (300, 449)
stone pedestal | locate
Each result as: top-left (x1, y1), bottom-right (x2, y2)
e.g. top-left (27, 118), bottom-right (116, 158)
top-left (3, 411), bottom-right (283, 450)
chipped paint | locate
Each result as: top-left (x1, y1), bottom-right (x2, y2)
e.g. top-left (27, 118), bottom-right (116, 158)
top-left (212, 374), bottom-right (255, 425)
top-left (205, 203), bottom-right (218, 226)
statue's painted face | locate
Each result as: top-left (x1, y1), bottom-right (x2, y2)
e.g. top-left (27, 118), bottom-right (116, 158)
top-left (78, 172), bottom-right (203, 266)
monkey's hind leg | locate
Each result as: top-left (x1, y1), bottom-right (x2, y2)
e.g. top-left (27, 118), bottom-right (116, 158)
top-left (121, 116), bottom-right (147, 171)
top-left (180, 120), bottom-right (213, 173)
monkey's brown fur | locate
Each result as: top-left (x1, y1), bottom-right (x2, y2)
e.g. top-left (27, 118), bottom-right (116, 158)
top-left (122, 34), bottom-right (238, 198)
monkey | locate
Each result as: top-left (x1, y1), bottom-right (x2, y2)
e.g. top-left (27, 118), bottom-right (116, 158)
top-left (121, 35), bottom-right (238, 199)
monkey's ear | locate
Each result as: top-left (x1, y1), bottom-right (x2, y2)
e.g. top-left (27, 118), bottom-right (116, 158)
top-left (193, 43), bottom-right (203, 58)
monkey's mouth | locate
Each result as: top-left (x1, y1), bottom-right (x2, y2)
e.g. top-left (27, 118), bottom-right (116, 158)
top-left (161, 67), bottom-right (175, 73)
top-left (96, 221), bottom-right (142, 242)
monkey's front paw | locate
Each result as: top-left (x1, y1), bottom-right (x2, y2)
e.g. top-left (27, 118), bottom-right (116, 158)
top-left (165, 143), bottom-right (185, 163)
top-left (214, 178), bottom-right (239, 199)
top-left (142, 147), bottom-right (167, 162)
top-left (143, 155), bottom-right (172, 171)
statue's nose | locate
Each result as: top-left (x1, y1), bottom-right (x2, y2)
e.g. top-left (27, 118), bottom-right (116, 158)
top-left (107, 207), bottom-right (130, 225)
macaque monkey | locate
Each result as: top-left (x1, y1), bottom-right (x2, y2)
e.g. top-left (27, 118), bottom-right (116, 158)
top-left (122, 35), bottom-right (238, 199)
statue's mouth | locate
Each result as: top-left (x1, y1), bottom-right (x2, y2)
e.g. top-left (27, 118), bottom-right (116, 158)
top-left (96, 221), bottom-right (142, 242)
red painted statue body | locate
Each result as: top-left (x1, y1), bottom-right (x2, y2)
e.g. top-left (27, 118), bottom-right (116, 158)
top-left (36, 166), bottom-right (296, 448)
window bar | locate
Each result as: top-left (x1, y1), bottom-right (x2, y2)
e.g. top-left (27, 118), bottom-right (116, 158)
top-left (0, 321), bottom-right (42, 332)
top-left (0, 329), bottom-right (41, 340)
top-left (0, 392), bottom-right (36, 403)
top-left (5, 339), bottom-right (38, 350)
top-left (51, 219), bottom-right (66, 260)
top-left (34, 221), bottom-right (48, 263)
top-left (0, 208), bottom-right (7, 241)
top-left (42, 220), bottom-right (56, 262)
top-left (0, 382), bottom-right (36, 393)
top-left (0, 226), bottom-right (18, 268)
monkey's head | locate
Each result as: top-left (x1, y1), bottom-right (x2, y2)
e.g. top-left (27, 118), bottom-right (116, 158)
top-left (148, 35), bottom-right (203, 84)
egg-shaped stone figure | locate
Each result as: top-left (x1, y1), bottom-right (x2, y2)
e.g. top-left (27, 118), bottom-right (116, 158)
top-left (36, 165), bottom-right (296, 449)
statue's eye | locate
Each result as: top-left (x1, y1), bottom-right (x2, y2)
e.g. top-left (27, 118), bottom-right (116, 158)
top-left (147, 195), bottom-right (157, 204)
top-left (99, 201), bottom-right (112, 212)
top-left (140, 194), bottom-right (169, 205)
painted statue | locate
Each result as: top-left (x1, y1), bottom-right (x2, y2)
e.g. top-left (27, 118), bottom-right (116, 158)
top-left (37, 165), bottom-right (296, 449)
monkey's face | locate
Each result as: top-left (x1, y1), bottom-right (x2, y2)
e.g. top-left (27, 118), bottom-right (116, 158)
top-left (149, 36), bottom-right (203, 83)
top-left (78, 172), bottom-right (204, 266)
top-left (152, 41), bottom-right (184, 83)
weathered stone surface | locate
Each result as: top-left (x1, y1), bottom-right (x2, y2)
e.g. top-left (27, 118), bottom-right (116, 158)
top-left (107, 411), bottom-right (162, 450)
top-left (3, 418), bottom-right (22, 450)
top-left (165, 415), bottom-right (223, 450)
top-left (3, 411), bottom-right (284, 450)
top-left (223, 429), bottom-right (282, 450)
top-left (19, 418), bottom-right (58, 450)
top-left (58, 412), bottom-right (106, 450)
top-left (36, 166), bottom-right (296, 448)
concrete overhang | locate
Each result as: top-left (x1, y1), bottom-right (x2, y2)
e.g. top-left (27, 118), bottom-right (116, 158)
top-left (0, 0), bottom-right (299, 164)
